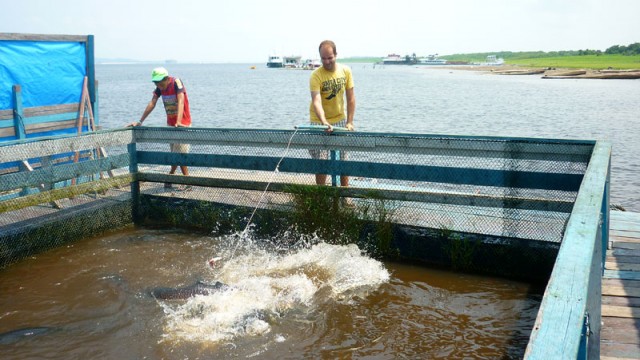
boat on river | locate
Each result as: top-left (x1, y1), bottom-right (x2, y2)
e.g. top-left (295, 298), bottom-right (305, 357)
top-left (418, 54), bottom-right (447, 65)
top-left (382, 53), bottom-right (406, 65)
top-left (267, 55), bottom-right (283, 68)
top-left (542, 70), bottom-right (640, 79)
top-left (283, 56), bottom-right (302, 68)
top-left (493, 69), bottom-right (546, 75)
top-left (480, 55), bottom-right (505, 66)
top-left (303, 59), bottom-right (321, 70)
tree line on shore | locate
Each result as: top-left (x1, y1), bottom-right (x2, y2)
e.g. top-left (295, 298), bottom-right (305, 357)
top-left (604, 42), bottom-right (640, 55)
top-left (441, 42), bottom-right (639, 62)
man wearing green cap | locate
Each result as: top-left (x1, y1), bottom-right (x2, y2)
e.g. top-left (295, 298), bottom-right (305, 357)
top-left (132, 67), bottom-right (192, 188)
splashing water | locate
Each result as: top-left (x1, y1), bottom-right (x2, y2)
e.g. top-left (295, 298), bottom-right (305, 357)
top-left (159, 127), bottom-right (389, 345)
top-left (160, 242), bottom-right (390, 344)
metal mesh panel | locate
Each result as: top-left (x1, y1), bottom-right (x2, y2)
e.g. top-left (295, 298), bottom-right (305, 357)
top-left (0, 131), bottom-right (132, 267)
top-left (134, 128), bottom-right (587, 243)
top-left (1, 127), bottom-right (593, 270)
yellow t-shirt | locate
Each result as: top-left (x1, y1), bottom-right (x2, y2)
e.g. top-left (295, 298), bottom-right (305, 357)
top-left (309, 63), bottom-right (354, 124)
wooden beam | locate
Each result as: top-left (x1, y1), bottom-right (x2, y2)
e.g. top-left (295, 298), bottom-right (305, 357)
top-left (611, 242), bottom-right (640, 250)
top-left (0, 126), bottom-right (16, 138)
top-left (24, 103), bottom-right (80, 117)
top-left (133, 128), bottom-right (595, 162)
top-left (606, 262), bottom-right (640, 271)
top-left (604, 270), bottom-right (640, 281)
top-left (602, 305), bottom-right (640, 318)
top-left (602, 285), bottom-right (640, 297)
top-left (0, 153), bottom-right (129, 192)
top-left (0, 175), bottom-right (133, 214)
top-left (0, 130), bottom-right (133, 164)
top-left (0, 109), bottom-right (12, 120)
top-left (20, 160), bottom-right (62, 209)
top-left (602, 278), bottom-right (640, 288)
top-left (0, 33), bottom-right (88, 42)
top-left (524, 141), bottom-right (611, 359)
top-left (602, 295), bottom-right (640, 307)
top-left (136, 151), bottom-right (584, 192)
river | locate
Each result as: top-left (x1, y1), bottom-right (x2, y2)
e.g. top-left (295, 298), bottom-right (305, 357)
top-left (97, 63), bottom-right (640, 211)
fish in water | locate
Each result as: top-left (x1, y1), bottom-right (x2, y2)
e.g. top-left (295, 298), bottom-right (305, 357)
top-left (150, 280), bottom-right (228, 300)
top-left (0, 326), bottom-right (55, 345)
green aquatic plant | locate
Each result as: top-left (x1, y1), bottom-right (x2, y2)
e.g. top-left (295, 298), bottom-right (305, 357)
top-left (441, 226), bottom-right (478, 271)
top-left (284, 185), bottom-right (398, 258)
top-left (356, 192), bottom-right (399, 259)
top-left (285, 184), bottom-right (360, 245)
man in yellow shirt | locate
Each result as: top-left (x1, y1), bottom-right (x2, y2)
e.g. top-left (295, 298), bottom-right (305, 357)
top-left (309, 40), bottom-right (356, 186)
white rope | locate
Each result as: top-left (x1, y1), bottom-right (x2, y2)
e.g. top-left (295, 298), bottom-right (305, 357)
top-left (229, 128), bottom-right (300, 257)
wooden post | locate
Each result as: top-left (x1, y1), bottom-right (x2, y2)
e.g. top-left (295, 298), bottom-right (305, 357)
top-left (72, 77), bottom-right (89, 186)
top-left (86, 35), bottom-right (96, 106)
top-left (81, 79), bottom-right (115, 181)
top-left (128, 142), bottom-right (141, 223)
top-left (330, 150), bottom-right (337, 187)
top-left (12, 85), bottom-right (26, 140)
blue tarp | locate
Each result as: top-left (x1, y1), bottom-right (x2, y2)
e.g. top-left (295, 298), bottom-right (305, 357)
top-left (0, 41), bottom-right (86, 110)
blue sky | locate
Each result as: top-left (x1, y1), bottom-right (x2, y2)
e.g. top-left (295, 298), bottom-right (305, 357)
top-left (2, 0), bottom-right (639, 63)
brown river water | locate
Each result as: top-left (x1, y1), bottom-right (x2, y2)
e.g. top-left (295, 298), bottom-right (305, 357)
top-left (0, 227), bottom-right (542, 359)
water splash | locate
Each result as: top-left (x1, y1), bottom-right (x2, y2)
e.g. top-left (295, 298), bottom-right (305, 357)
top-left (160, 242), bottom-right (390, 344)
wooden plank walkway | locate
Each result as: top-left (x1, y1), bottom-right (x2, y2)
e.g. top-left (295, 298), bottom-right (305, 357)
top-left (602, 210), bottom-right (640, 359)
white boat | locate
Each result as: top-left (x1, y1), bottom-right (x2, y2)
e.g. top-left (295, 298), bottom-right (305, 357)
top-left (418, 54), bottom-right (447, 65)
top-left (267, 55), bottom-right (283, 68)
top-left (283, 56), bottom-right (302, 68)
top-left (382, 53), bottom-right (406, 65)
top-left (303, 59), bottom-right (321, 70)
top-left (482, 55), bottom-right (504, 66)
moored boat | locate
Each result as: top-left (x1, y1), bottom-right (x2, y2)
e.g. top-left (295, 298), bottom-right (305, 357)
top-left (303, 59), bottom-right (321, 70)
top-left (267, 55), bottom-right (283, 68)
top-left (418, 54), bottom-right (447, 65)
top-left (480, 55), bottom-right (505, 66)
top-left (493, 69), bottom-right (546, 75)
top-left (542, 71), bottom-right (640, 79)
top-left (283, 56), bottom-right (302, 68)
top-left (382, 53), bottom-right (406, 65)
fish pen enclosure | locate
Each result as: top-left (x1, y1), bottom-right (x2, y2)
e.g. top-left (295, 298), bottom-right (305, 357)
top-left (0, 126), bottom-right (610, 359)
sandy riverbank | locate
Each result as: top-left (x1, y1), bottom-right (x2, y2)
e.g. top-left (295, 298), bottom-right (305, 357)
top-left (440, 64), bottom-right (640, 78)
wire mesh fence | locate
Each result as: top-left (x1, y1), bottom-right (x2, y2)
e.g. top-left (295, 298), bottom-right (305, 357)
top-left (133, 127), bottom-right (588, 241)
top-left (1, 126), bottom-right (595, 270)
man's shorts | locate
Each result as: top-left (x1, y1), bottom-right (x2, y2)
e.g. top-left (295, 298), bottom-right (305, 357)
top-left (170, 143), bottom-right (190, 153)
top-left (308, 119), bottom-right (348, 160)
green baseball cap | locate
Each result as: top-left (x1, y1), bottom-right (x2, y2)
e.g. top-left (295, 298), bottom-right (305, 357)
top-left (151, 67), bottom-right (169, 82)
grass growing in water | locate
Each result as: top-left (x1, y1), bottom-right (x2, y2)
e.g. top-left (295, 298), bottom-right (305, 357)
top-left (285, 185), bottom-right (398, 259)
top-left (440, 226), bottom-right (479, 271)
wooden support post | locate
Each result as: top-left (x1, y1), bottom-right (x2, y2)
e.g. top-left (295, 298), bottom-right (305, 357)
top-left (330, 150), bottom-right (338, 187)
top-left (71, 77), bottom-right (89, 186)
top-left (20, 160), bottom-right (62, 209)
top-left (12, 85), bottom-right (26, 140)
top-left (128, 142), bottom-right (141, 223)
top-left (82, 79), bottom-right (116, 182)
